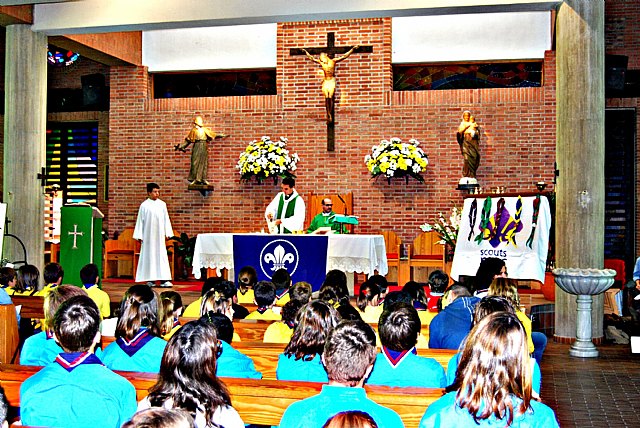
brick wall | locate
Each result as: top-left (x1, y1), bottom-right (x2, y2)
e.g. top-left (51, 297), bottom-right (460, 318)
top-left (108, 18), bottom-right (557, 245)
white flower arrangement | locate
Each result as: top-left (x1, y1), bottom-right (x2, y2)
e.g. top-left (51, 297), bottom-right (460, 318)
top-left (420, 206), bottom-right (461, 247)
top-left (364, 137), bottom-right (428, 183)
top-left (237, 136), bottom-right (300, 183)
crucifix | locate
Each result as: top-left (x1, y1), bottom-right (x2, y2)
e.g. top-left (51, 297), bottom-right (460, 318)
top-left (68, 224), bottom-right (84, 249)
top-left (290, 32), bottom-right (373, 151)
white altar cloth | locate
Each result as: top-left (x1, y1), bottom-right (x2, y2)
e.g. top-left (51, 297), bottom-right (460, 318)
top-left (192, 233), bottom-right (388, 279)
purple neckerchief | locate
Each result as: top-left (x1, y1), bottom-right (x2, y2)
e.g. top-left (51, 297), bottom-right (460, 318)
top-left (116, 328), bottom-right (154, 357)
top-left (285, 320), bottom-right (296, 329)
top-left (46, 330), bottom-right (54, 340)
top-left (413, 301), bottom-right (427, 311)
top-left (256, 306), bottom-right (269, 314)
top-left (55, 352), bottom-right (103, 372)
top-left (276, 289), bottom-right (289, 300)
top-left (382, 346), bottom-right (417, 367)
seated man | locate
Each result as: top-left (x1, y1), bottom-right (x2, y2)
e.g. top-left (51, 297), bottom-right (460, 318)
top-left (307, 198), bottom-right (341, 233)
top-left (20, 295), bottom-right (137, 428)
top-left (429, 284), bottom-right (479, 350)
top-left (279, 320), bottom-right (404, 428)
top-left (367, 303), bottom-right (446, 388)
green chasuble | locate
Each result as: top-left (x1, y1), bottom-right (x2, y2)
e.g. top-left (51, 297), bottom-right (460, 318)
top-left (276, 194), bottom-right (299, 234)
top-left (307, 211), bottom-right (341, 233)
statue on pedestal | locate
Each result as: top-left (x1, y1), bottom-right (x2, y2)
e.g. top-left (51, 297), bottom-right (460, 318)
top-left (456, 110), bottom-right (481, 186)
top-left (175, 116), bottom-right (227, 186)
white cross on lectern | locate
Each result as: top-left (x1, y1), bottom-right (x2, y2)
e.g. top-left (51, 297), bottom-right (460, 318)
top-left (68, 224), bottom-right (84, 249)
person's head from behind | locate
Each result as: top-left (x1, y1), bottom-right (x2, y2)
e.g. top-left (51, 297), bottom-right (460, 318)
top-left (0, 267), bottom-right (16, 288)
top-left (474, 257), bottom-right (507, 292)
top-left (80, 263), bottom-right (99, 286)
top-left (122, 408), bottom-right (194, 428)
top-left (382, 290), bottom-right (412, 311)
top-left (54, 295), bottom-right (101, 353)
top-left (117, 284), bottom-right (160, 340)
top-left (237, 265), bottom-right (257, 294)
top-left (322, 411), bottom-right (378, 428)
top-left (151, 319), bottom-right (230, 422)
top-left (147, 182), bottom-right (160, 200)
top-left (402, 281), bottom-right (428, 309)
top-left (201, 311), bottom-right (234, 344)
top-left (323, 321), bottom-right (377, 386)
top-left (473, 295), bottom-right (516, 325)
top-left (367, 275), bottom-right (388, 299)
top-left (320, 270), bottom-right (349, 307)
top-left (442, 284), bottom-right (471, 308)
top-left (356, 281), bottom-right (380, 311)
top-left (159, 291), bottom-right (183, 336)
top-left (488, 277), bottom-right (521, 309)
top-left (281, 299), bottom-right (304, 328)
top-left (290, 281), bottom-right (312, 304)
top-left (43, 285), bottom-right (88, 332)
top-left (43, 262), bottom-right (64, 285)
top-left (16, 264), bottom-right (40, 293)
top-left (272, 268), bottom-right (292, 294)
top-left (200, 287), bottom-right (234, 321)
top-left (428, 270), bottom-right (449, 294)
top-left (337, 304), bottom-right (363, 322)
top-left (254, 280), bottom-right (277, 309)
top-left (281, 177), bottom-right (296, 196)
top-left (285, 300), bottom-right (341, 359)
top-left (452, 312), bottom-right (532, 425)
top-left (201, 276), bottom-right (224, 297)
top-left (379, 302), bottom-right (421, 352)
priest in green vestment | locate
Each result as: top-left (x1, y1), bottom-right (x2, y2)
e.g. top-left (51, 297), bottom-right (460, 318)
top-left (307, 198), bottom-right (341, 233)
top-left (264, 177), bottom-right (306, 234)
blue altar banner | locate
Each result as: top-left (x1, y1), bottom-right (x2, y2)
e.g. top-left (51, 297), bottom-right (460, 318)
top-left (233, 235), bottom-right (328, 291)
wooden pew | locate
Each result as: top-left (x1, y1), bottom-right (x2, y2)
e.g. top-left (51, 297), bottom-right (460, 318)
top-left (0, 363), bottom-right (443, 428)
top-left (9, 296), bottom-right (44, 319)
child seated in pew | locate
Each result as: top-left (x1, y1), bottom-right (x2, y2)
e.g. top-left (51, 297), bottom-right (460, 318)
top-left (276, 300), bottom-right (341, 382)
top-left (81, 263), bottom-right (111, 318)
top-left (263, 299), bottom-right (304, 343)
top-left (279, 320), bottom-right (404, 428)
top-left (139, 319), bottom-right (245, 428)
top-left (445, 296), bottom-right (542, 396)
top-left (272, 267), bottom-right (292, 306)
top-left (184, 278), bottom-right (248, 320)
top-left (201, 311), bottom-right (262, 379)
top-left (123, 408), bottom-right (194, 428)
top-left (367, 302), bottom-right (446, 388)
top-left (323, 411), bottom-right (378, 428)
top-left (403, 280), bottom-right (437, 325)
top-left (426, 270), bottom-right (448, 312)
top-left (101, 283), bottom-right (167, 373)
top-left (21, 285), bottom-right (89, 366)
top-left (10, 264), bottom-right (42, 296)
top-left (382, 291), bottom-right (429, 348)
top-left (367, 274), bottom-right (389, 305)
top-left (236, 265), bottom-right (257, 305)
top-left (159, 291), bottom-right (183, 341)
top-left (182, 277), bottom-right (218, 317)
top-left (0, 267), bottom-right (17, 292)
top-left (214, 279), bottom-right (249, 319)
top-left (420, 312), bottom-right (558, 427)
top-left (290, 281), bottom-right (313, 304)
top-left (42, 262), bottom-right (64, 295)
top-left (319, 270), bottom-right (350, 309)
top-left (245, 281), bottom-right (282, 320)
top-left (356, 281), bottom-right (383, 323)
top-left (20, 295), bottom-right (137, 428)
top-left (200, 287), bottom-right (241, 342)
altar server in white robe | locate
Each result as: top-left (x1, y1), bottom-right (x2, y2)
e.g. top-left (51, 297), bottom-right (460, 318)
top-left (265, 177), bottom-right (306, 234)
top-left (134, 183), bottom-right (174, 287)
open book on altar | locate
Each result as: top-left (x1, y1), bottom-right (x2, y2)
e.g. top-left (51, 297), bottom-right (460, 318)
top-left (310, 227), bottom-right (334, 235)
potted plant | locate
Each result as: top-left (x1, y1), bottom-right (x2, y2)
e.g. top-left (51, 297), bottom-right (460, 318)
top-left (419, 206), bottom-right (461, 262)
top-left (170, 232), bottom-right (197, 279)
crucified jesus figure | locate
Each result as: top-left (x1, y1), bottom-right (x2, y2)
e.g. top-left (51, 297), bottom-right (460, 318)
top-left (302, 45), bottom-right (359, 123)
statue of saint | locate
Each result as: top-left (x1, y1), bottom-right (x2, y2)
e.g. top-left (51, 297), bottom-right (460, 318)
top-left (302, 45), bottom-right (359, 123)
top-left (456, 111), bottom-right (481, 180)
top-left (176, 116), bottom-right (227, 186)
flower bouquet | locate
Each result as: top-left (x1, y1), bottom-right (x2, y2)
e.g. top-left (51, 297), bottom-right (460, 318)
top-left (237, 136), bottom-right (300, 183)
top-left (364, 138), bottom-right (428, 183)
top-left (419, 206), bottom-right (461, 248)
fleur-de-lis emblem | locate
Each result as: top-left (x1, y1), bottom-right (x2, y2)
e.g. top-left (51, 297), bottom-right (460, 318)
top-left (263, 244), bottom-right (295, 271)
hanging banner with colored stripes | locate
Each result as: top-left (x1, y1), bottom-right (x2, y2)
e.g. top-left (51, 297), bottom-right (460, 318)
top-left (450, 195), bottom-right (551, 283)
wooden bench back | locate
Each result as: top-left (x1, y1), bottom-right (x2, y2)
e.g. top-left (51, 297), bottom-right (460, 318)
top-left (0, 363), bottom-right (443, 428)
top-left (0, 305), bottom-right (20, 364)
top-left (105, 228), bottom-right (136, 252)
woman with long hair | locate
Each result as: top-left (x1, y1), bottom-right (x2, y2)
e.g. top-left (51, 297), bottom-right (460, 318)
top-left (420, 311), bottom-right (558, 427)
top-left (140, 319), bottom-right (244, 428)
top-left (101, 284), bottom-right (167, 373)
top-left (276, 300), bottom-right (341, 382)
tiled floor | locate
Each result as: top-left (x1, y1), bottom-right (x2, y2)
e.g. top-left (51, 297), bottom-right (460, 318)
top-left (541, 340), bottom-right (640, 427)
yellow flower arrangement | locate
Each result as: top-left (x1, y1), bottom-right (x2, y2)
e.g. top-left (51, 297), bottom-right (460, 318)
top-left (364, 137), bottom-right (428, 183)
top-left (237, 136), bottom-right (300, 183)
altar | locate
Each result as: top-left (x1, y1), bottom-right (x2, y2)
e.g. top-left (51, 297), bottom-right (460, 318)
top-left (192, 233), bottom-right (388, 289)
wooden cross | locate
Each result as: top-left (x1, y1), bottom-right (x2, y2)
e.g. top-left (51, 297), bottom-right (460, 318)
top-left (290, 32), bottom-right (373, 151)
